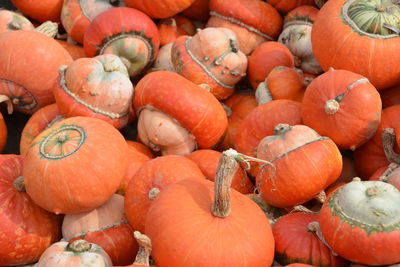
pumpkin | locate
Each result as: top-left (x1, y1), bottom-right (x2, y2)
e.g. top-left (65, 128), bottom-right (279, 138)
top-left (11, 0), bottom-right (63, 22)
top-left (134, 71), bottom-right (228, 155)
top-left (126, 140), bottom-right (155, 159)
top-left (23, 116), bottom-right (128, 214)
top-left (315, 0), bottom-right (329, 8)
top-left (284, 5), bottom-right (319, 26)
top-left (379, 84), bottom-right (400, 109)
top-left (149, 43), bottom-right (175, 72)
top-left (171, 27), bottom-right (247, 100)
top-left (301, 68), bottom-right (382, 150)
top-left (83, 7), bottom-right (160, 78)
top-left (312, 0), bottom-right (400, 89)
top-left (157, 15), bottom-right (196, 46)
top-left (61, 0), bottom-right (120, 44)
top-left (114, 231), bottom-right (153, 267)
top-left (0, 154), bottom-right (62, 266)
top-left (0, 112), bottom-right (7, 153)
top-left (369, 163), bottom-right (400, 191)
top-left (235, 99), bottom-right (302, 177)
top-left (56, 40), bottom-right (86, 60)
top-left (207, 0), bottom-right (283, 55)
top-left (54, 54), bottom-right (134, 129)
top-left (256, 123), bottom-right (343, 207)
top-left (124, 0), bottom-right (197, 18)
top-left (20, 104), bottom-right (63, 155)
top-left (35, 239), bottom-right (112, 266)
top-left (354, 105), bottom-right (400, 179)
top-left (247, 41), bottom-right (295, 89)
top-left (186, 149), bottom-right (254, 194)
top-left (181, 0), bottom-right (210, 21)
top-left (255, 66), bottom-right (307, 104)
top-left (273, 212), bottom-right (346, 267)
top-left (267, 0), bottom-right (317, 13)
top-left (124, 155), bottom-right (205, 233)
top-left (319, 178), bottom-right (400, 265)
top-left (0, 9), bottom-right (34, 34)
top-left (0, 30), bottom-right (73, 114)
top-left (62, 194), bottom-right (138, 266)
top-left (145, 150), bottom-right (275, 266)
top-left (219, 93), bottom-right (257, 150)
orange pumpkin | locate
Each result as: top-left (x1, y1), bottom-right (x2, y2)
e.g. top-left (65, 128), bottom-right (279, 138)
top-left (0, 9), bottom-right (34, 34)
top-left (134, 71), bottom-right (228, 155)
top-left (312, 0), bottom-right (400, 89)
top-left (267, 0), bottom-right (316, 13)
top-left (23, 116), bottom-right (128, 214)
top-left (0, 155), bottom-right (62, 266)
top-left (54, 54), bottom-right (134, 129)
top-left (11, 0), bottom-right (63, 22)
top-left (171, 27), bottom-right (247, 100)
top-left (145, 150), bottom-right (275, 266)
top-left (181, 0), bottom-right (210, 21)
top-left (0, 112), bottom-right (7, 153)
top-left (124, 0), bottom-right (197, 18)
top-left (284, 5), bottom-right (319, 26)
top-left (124, 155), bottom-right (205, 233)
top-left (56, 40), bottom-right (86, 60)
top-left (247, 41), bottom-right (295, 89)
top-left (20, 104), bottom-right (63, 155)
top-left (207, 0), bottom-right (283, 55)
top-left (256, 124), bottom-right (343, 207)
top-left (157, 15), bottom-right (196, 46)
top-left (186, 149), bottom-right (254, 194)
top-left (83, 7), bottom-right (160, 78)
top-left (369, 163), bottom-right (400, 191)
top-left (301, 68), bottom-right (382, 150)
top-left (0, 30), bottom-right (73, 114)
top-left (62, 194), bottom-right (138, 266)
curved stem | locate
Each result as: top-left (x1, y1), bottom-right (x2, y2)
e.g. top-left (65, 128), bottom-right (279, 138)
top-left (382, 128), bottom-right (400, 164)
top-left (307, 221), bottom-right (338, 256)
top-left (133, 231), bottom-right (152, 266)
top-left (0, 95), bottom-right (14, 114)
top-left (291, 205), bottom-right (318, 214)
top-left (379, 163), bottom-right (399, 182)
top-left (315, 191), bottom-right (326, 204)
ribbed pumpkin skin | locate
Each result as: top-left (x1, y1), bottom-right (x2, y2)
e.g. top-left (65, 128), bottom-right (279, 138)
top-left (0, 112), bottom-right (7, 153)
top-left (248, 41), bottom-right (295, 89)
top-left (20, 104), bottom-right (62, 156)
top-left (145, 178), bottom-right (275, 267)
top-left (133, 71), bottom-right (228, 149)
top-left (124, 155), bottom-right (205, 233)
top-left (312, 0), bottom-right (400, 89)
top-left (301, 69), bottom-right (382, 150)
top-left (0, 155), bottom-right (62, 266)
top-left (124, 0), bottom-right (196, 18)
top-left (273, 212), bottom-right (345, 267)
top-left (0, 10), bottom-right (34, 34)
top-left (11, 0), bottom-right (63, 22)
top-left (0, 31), bottom-right (73, 114)
top-left (267, 0), bottom-right (316, 13)
top-left (354, 105), bottom-right (400, 179)
top-left (23, 116), bottom-right (128, 214)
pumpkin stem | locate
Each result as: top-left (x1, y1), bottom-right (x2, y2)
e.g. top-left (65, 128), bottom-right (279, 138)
top-left (220, 102), bottom-right (232, 117)
top-left (211, 149), bottom-right (239, 218)
top-left (291, 205), bottom-right (318, 214)
top-left (379, 163), bottom-right (399, 182)
top-left (255, 80), bottom-right (273, 105)
top-left (315, 190), bottom-right (326, 204)
top-left (382, 128), bottom-right (400, 164)
top-left (8, 21), bottom-right (21, 30)
top-left (324, 99), bottom-right (340, 115)
top-left (68, 239), bottom-right (92, 253)
top-left (133, 231), bottom-right (152, 266)
top-left (13, 176), bottom-right (26, 192)
top-left (307, 221), bottom-right (338, 256)
top-left (0, 95), bottom-right (14, 114)
top-left (148, 187), bottom-right (160, 200)
top-left (274, 123), bottom-right (292, 135)
top-left (35, 21), bottom-right (59, 38)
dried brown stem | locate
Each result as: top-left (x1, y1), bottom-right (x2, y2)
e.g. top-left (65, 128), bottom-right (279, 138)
top-left (382, 128), bottom-right (400, 164)
top-left (307, 221), bottom-right (338, 256)
top-left (133, 231), bottom-right (152, 266)
top-left (0, 95), bottom-right (14, 114)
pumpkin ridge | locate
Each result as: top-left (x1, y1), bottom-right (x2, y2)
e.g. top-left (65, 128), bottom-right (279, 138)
top-left (209, 11), bottom-right (275, 41)
top-left (59, 66), bottom-right (128, 119)
top-left (0, 78), bottom-right (37, 111)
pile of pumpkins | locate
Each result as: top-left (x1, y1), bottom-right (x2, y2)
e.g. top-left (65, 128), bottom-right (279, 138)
top-left (0, 0), bottom-right (400, 266)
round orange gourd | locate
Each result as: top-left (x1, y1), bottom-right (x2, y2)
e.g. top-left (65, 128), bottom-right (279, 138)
top-left (301, 68), bottom-right (382, 150)
top-left (267, 0), bottom-right (316, 13)
top-left (0, 31), bottom-right (73, 114)
top-left (207, 0), bottom-right (283, 55)
top-left (145, 151), bottom-right (275, 266)
top-left (23, 116), bottom-right (128, 214)
top-left (312, 0), bottom-right (400, 89)
top-left (124, 0), bottom-right (196, 18)
top-left (124, 155), bottom-right (205, 233)
top-left (0, 112), bottom-right (7, 153)
top-left (11, 0), bottom-right (63, 22)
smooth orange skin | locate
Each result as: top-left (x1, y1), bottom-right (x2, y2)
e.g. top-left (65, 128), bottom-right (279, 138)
top-left (354, 105), bottom-right (400, 179)
top-left (0, 31), bottom-right (72, 114)
top-left (124, 0), bottom-right (196, 18)
top-left (267, 0), bottom-right (316, 13)
top-left (301, 69), bottom-right (382, 150)
top-left (312, 0), bottom-right (400, 90)
top-left (56, 40), bottom-right (86, 60)
top-left (20, 104), bottom-right (62, 156)
top-left (133, 71), bottom-right (228, 149)
top-left (0, 10), bottom-right (34, 34)
top-left (181, 0), bottom-right (210, 21)
top-left (273, 212), bottom-right (346, 267)
top-left (23, 116), bottom-right (128, 214)
top-left (284, 5), bottom-right (319, 25)
top-left (0, 155), bottom-right (62, 266)
top-left (219, 93), bottom-right (257, 150)
top-left (248, 41), bottom-right (295, 89)
top-left (186, 149), bottom-right (254, 194)
top-left (126, 140), bottom-right (154, 159)
top-left (145, 178), bottom-right (275, 267)
top-left (320, 199), bottom-right (400, 265)
top-left (235, 100), bottom-right (302, 177)
top-left (11, 0), bottom-right (63, 22)
top-left (158, 15), bottom-right (196, 46)
top-left (0, 112), bottom-right (7, 153)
